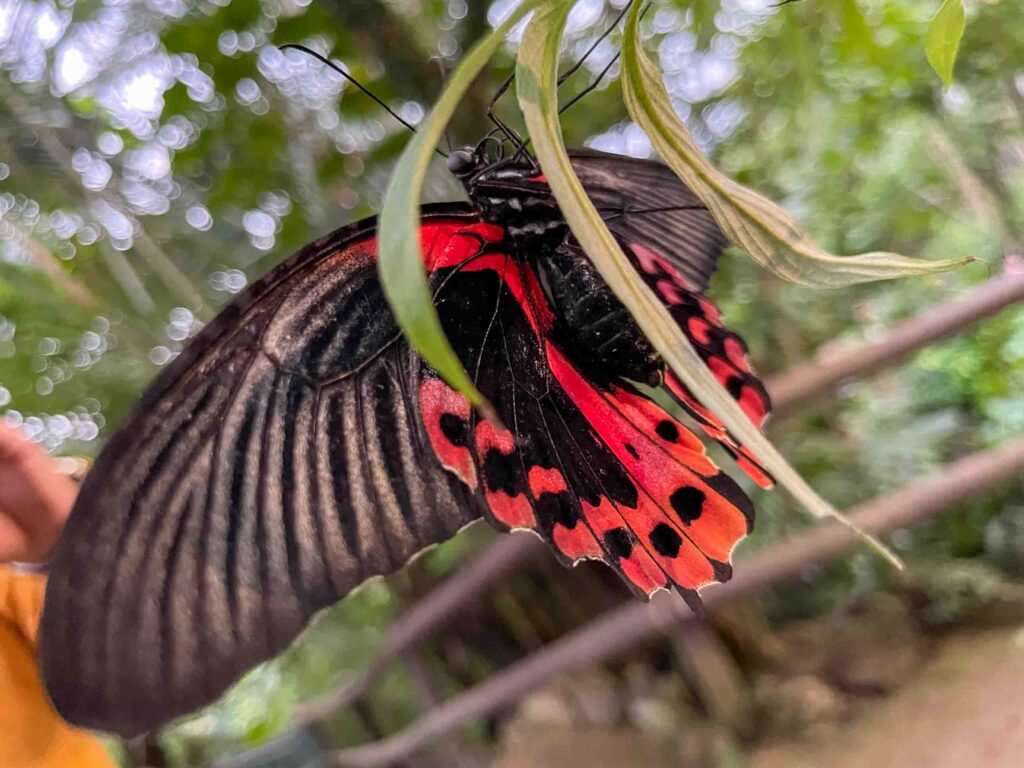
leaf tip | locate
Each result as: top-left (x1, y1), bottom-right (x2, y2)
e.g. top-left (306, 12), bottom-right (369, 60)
top-left (926, 0), bottom-right (966, 88)
top-left (844, 517), bottom-right (904, 570)
top-left (476, 399), bottom-right (508, 434)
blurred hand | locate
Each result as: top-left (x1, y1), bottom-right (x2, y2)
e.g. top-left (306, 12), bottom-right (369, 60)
top-left (0, 424), bottom-right (78, 563)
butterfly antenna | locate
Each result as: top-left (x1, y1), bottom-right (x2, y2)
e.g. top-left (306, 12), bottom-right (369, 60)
top-left (560, 52), bottom-right (619, 115)
top-left (557, 1), bottom-right (632, 87)
top-left (280, 44), bottom-right (447, 159)
top-left (560, 3), bottom-right (651, 116)
top-left (508, 1), bottom-right (643, 160)
top-left (485, 74), bottom-right (526, 153)
top-left (512, 4), bottom-right (647, 160)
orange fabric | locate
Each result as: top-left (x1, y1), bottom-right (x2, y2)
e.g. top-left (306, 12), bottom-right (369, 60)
top-left (0, 565), bottom-right (116, 768)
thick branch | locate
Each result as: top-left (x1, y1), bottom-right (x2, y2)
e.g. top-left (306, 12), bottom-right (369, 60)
top-left (767, 270), bottom-right (1024, 417)
top-left (330, 436), bottom-right (1024, 767)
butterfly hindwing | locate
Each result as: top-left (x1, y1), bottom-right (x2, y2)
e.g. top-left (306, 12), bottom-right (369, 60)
top-left (570, 149), bottom-right (727, 294)
top-left (622, 239), bottom-right (775, 488)
top-left (422, 241), bottom-right (754, 602)
top-left (569, 150), bottom-right (772, 487)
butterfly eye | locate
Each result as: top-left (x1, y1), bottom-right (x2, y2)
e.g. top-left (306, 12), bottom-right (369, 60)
top-left (447, 148), bottom-right (478, 178)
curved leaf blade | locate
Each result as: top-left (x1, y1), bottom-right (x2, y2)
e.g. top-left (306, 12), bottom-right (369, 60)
top-left (378, 0), bottom-right (540, 415)
top-left (517, 0), bottom-right (900, 566)
top-left (620, 4), bottom-right (972, 288)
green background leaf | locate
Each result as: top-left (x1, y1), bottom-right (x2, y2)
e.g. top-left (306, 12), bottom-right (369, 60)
top-left (927, 0), bottom-right (967, 87)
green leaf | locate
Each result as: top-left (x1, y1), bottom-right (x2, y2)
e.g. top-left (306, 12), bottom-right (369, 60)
top-left (378, 0), bottom-right (541, 417)
top-left (619, 5), bottom-right (972, 288)
top-left (927, 0), bottom-right (966, 87)
top-left (518, 1), bottom-right (900, 566)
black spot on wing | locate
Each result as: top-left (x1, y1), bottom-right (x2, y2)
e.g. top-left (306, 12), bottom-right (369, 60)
top-left (603, 527), bottom-right (634, 559)
top-left (655, 420), bottom-right (679, 442)
top-left (650, 523), bottom-right (682, 558)
top-left (669, 486), bottom-right (706, 526)
top-left (439, 413), bottom-right (467, 446)
top-left (536, 490), bottom-right (579, 530)
top-left (482, 449), bottom-right (523, 496)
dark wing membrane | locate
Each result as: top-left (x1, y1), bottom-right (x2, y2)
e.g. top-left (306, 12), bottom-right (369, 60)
top-left (570, 148), bottom-right (727, 293)
top-left (39, 204), bottom-right (488, 736)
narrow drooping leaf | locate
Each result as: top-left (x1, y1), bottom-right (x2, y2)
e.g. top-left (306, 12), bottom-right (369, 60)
top-left (517, 1), bottom-right (900, 566)
top-left (620, 4), bottom-right (971, 288)
top-left (378, 0), bottom-right (541, 416)
top-left (927, 0), bottom-right (966, 87)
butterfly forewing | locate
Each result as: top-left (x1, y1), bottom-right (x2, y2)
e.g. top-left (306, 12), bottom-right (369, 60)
top-left (40, 207), bottom-right (484, 735)
top-left (570, 149), bottom-right (727, 294)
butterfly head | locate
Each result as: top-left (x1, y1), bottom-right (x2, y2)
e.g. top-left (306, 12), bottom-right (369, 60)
top-left (447, 134), bottom-right (522, 182)
top-left (447, 146), bottom-right (486, 180)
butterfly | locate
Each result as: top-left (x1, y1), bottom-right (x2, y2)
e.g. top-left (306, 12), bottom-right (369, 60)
top-left (38, 142), bottom-right (773, 735)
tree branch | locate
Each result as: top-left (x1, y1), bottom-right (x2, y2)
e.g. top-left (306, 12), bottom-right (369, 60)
top-left (293, 532), bottom-right (543, 727)
top-left (767, 270), bottom-right (1024, 417)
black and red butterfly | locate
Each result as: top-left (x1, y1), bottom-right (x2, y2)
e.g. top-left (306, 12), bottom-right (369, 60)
top-left (39, 127), bottom-right (773, 735)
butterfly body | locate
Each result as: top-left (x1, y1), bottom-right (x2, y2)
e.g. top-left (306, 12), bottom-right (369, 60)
top-left (451, 148), bottom-right (663, 386)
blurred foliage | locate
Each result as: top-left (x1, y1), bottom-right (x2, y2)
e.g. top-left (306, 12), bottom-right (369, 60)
top-left (2, 0), bottom-right (1023, 764)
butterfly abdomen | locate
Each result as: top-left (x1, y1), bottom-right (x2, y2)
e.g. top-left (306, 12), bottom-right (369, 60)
top-left (538, 242), bottom-right (663, 387)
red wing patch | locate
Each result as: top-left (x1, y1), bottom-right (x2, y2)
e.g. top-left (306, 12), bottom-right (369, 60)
top-left (417, 224), bottom-right (757, 603)
top-left (578, 498), bottom-right (669, 595)
top-left (664, 373), bottom-right (775, 490)
top-left (550, 508), bottom-right (604, 562)
top-left (473, 419), bottom-right (537, 529)
top-left (547, 345), bottom-right (751, 577)
top-left (629, 242), bottom-right (774, 488)
top-left (420, 378), bottom-right (477, 489)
